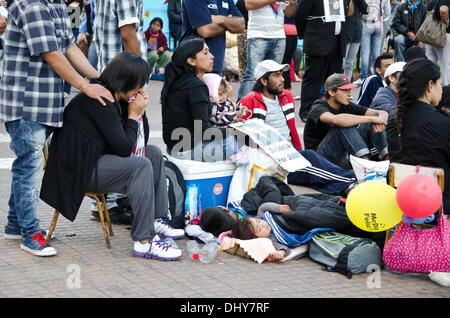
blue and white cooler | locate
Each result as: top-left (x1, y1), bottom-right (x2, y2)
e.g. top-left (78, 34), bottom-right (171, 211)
top-left (166, 155), bottom-right (236, 213)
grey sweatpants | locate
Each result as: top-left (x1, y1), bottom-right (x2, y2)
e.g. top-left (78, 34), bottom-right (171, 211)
top-left (87, 145), bottom-right (167, 242)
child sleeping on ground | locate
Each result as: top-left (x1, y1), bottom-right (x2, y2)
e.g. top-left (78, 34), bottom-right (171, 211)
top-left (232, 203), bottom-right (293, 261)
top-left (202, 73), bottom-right (248, 127)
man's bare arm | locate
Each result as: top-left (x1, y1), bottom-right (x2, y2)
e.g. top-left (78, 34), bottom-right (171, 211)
top-left (65, 43), bottom-right (99, 80)
top-left (42, 51), bottom-right (114, 105)
top-left (211, 15), bottom-right (245, 33)
top-left (120, 23), bottom-right (141, 55)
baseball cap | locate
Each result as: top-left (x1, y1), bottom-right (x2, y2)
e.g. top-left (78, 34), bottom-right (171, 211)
top-left (384, 62), bottom-right (406, 79)
top-left (253, 60), bottom-right (290, 81)
top-left (324, 73), bottom-right (359, 91)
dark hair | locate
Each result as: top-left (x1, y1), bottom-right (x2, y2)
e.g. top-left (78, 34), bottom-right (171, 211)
top-left (231, 217), bottom-right (257, 240)
top-left (160, 37), bottom-right (205, 107)
top-left (150, 17), bottom-right (163, 29)
top-left (325, 87), bottom-right (338, 99)
top-left (405, 46), bottom-right (426, 63)
top-left (99, 52), bottom-right (150, 93)
top-left (438, 85), bottom-right (450, 109)
top-left (252, 72), bottom-right (271, 93)
top-left (200, 207), bottom-right (235, 237)
top-left (396, 58), bottom-right (440, 151)
top-left (220, 79), bottom-right (228, 88)
top-left (385, 71), bottom-right (399, 87)
top-left (375, 52), bottom-right (394, 70)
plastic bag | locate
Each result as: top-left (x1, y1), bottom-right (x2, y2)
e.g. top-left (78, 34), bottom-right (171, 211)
top-left (349, 155), bottom-right (389, 183)
top-left (184, 184), bottom-right (199, 225)
top-left (227, 146), bottom-right (288, 204)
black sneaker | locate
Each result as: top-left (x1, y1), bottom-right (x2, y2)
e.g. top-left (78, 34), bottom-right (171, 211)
top-left (90, 206), bottom-right (133, 225)
top-left (116, 196), bottom-right (132, 213)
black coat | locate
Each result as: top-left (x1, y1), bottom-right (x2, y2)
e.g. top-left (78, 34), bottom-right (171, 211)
top-left (295, 0), bottom-right (351, 56)
top-left (40, 82), bottom-right (149, 222)
top-left (341, 0), bottom-right (369, 44)
top-left (168, 0), bottom-right (182, 40)
top-left (386, 101), bottom-right (450, 213)
top-left (391, 2), bottom-right (427, 35)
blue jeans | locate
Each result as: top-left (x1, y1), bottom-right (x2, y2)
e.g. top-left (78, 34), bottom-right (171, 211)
top-left (168, 135), bottom-right (238, 162)
top-left (88, 40), bottom-right (98, 70)
top-left (343, 42), bottom-right (360, 79)
top-left (316, 123), bottom-right (388, 169)
top-left (5, 119), bottom-right (52, 237)
top-left (393, 34), bottom-right (417, 62)
top-left (360, 22), bottom-right (382, 79)
top-left (237, 37), bottom-right (286, 101)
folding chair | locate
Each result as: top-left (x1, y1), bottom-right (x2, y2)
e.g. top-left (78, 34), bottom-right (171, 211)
top-left (384, 162), bottom-right (446, 245)
top-left (43, 145), bottom-right (114, 248)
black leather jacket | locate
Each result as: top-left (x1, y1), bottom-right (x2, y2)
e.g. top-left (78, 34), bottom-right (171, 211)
top-left (391, 2), bottom-right (427, 35)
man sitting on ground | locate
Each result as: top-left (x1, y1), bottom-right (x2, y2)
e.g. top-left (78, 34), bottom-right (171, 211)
top-left (237, 60), bottom-right (358, 197)
top-left (304, 73), bottom-right (389, 169)
top-left (357, 53), bottom-right (393, 107)
top-left (370, 61), bottom-right (406, 114)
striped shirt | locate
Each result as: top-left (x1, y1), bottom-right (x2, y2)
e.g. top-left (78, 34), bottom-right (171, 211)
top-left (0, 0), bottom-right (74, 127)
top-left (94, 0), bottom-right (147, 72)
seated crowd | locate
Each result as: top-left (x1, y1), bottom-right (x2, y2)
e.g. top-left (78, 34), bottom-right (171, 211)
top-left (1, 0), bottom-right (448, 263)
top-left (34, 39), bottom-right (450, 261)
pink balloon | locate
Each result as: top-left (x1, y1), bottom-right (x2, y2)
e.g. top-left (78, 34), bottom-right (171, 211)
top-left (395, 174), bottom-right (442, 219)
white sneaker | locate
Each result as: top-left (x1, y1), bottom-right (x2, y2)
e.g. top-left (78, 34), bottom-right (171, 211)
top-left (132, 235), bottom-right (182, 261)
top-left (154, 218), bottom-right (185, 239)
top-left (352, 78), bottom-right (364, 85)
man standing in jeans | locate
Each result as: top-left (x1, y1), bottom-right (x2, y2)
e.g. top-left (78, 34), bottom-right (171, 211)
top-left (0, 0), bottom-right (113, 256)
top-left (237, 0), bottom-right (298, 101)
top-left (303, 73), bottom-right (389, 169)
top-left (357, 0), bottom-right (390, 83)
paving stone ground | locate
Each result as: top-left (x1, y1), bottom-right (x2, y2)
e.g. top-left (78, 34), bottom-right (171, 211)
top-left (0, 80), bottom-right (448, 303)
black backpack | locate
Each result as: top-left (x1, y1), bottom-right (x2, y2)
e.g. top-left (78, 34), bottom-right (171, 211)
top-left (164, 156), bottom-right (186, 229)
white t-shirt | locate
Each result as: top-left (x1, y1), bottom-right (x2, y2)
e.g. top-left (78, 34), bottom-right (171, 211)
top-left (261, 95), bottom-right (291, 142)
top-left (247, 2), bottom-right (288, 39)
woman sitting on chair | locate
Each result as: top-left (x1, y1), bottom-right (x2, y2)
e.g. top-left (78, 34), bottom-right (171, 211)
top-left (386, 58), bottom-right (450, 214)
top-left (40, 52), bottom-right (184, 261)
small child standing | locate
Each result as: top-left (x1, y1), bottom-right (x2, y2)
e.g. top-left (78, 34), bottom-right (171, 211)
top-left (203, 73), bottom-right (247, 127)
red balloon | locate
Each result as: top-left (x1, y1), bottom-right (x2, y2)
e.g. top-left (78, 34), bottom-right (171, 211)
top-left (395, 174), bottom-right (442, 219)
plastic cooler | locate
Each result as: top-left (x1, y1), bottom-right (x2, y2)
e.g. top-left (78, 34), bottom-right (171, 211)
top-left (166, 155), bottom-right (236, 210)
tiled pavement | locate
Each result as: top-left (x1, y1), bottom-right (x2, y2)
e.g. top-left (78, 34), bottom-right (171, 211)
top-left (0, 81), bottom-right (448, 300)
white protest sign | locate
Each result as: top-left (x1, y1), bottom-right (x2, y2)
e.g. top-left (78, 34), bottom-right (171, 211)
top-left (229, 119), bottom-right (311, 172)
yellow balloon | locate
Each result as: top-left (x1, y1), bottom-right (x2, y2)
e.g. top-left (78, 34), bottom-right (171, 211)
top-left (346, 181), bottom-right (403, 232)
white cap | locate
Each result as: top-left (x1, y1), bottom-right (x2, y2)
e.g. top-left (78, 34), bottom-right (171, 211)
top-left (253, 60), bottom-right (290, 81)
top-left (384, 62), bottom-right (406, 79)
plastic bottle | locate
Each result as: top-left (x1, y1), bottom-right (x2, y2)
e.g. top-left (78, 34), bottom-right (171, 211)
top-left (199, 241), bottom-right (219, 264)
top-left (164, 237), bottom-right (179, 249)
top-left (186, 240), bottom-right (200, 260)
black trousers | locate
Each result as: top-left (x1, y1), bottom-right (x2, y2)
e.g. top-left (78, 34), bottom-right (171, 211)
top-left (299, 36), bottom-right (344, 120)
top-left (282, 35), bottom-right (298, 90)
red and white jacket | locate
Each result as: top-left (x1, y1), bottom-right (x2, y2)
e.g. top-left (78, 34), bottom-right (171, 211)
top-left (237, 90), bottom-right (302, 150)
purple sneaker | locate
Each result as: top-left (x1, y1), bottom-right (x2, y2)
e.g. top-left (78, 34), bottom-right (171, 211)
top-left (132, 235), bottom-right (182, 261)
top-left (154, 218), bottom-right (185, 239)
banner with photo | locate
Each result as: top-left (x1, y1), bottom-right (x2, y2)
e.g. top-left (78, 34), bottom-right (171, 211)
top-left (229, 119), bottom-right (311, 172)
top-left (323, 0), bottom-right (345, 22)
